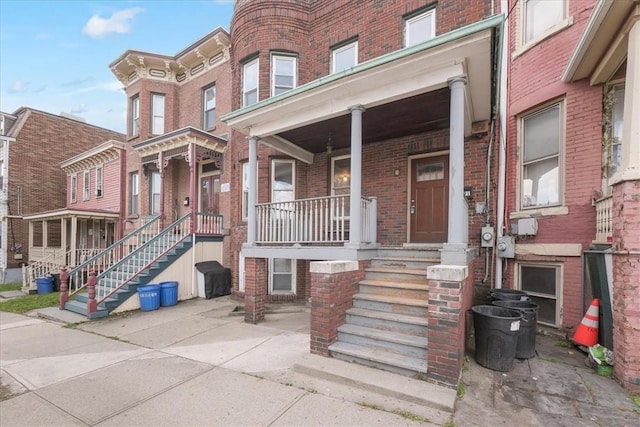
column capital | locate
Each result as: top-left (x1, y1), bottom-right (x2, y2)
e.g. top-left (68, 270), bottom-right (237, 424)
top-left (448, 76), bottom-right (467, 88)
top-left (348, 104), bottom-right (366, 113)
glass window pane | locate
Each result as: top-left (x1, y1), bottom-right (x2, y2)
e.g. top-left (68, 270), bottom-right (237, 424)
top-left (527, 295), bottom-right (556, 325)
top-left (525, 0), bottom-right (564, 43)
top-left (521, 265), bottom-right (556, 295)
top-left (332, 157), bottom-right (351, 192)
top-left (523, 106), bottom-right (559, 162)
top-left (334, 44), bottom-right (356, 72)
top-left (522, 157), bottom-right (559, 207)
top-left (274, 258), bottom-right (291, 273)
top-left (417, 162), bottom-right (444, 182)
top-left (273, 274), bottom-right (292, 291)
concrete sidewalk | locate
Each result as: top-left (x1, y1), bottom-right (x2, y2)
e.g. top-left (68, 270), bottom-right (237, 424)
top-left (1, 297), bottom-right (638, 426)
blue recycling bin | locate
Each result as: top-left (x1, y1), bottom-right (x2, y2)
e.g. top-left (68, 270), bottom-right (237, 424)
top-left (35, 276), bottom-right (54, 294)
top-left (137, 284), bottom-right (160, 311)
top-left (159, 281), bottom-right (179, 307)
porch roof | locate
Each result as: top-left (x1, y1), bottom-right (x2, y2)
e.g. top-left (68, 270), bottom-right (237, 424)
top-left (133, 126), bottom-right (227, 160)
top-left (23, 208), bottom-right (120, 221)
top-left (562, 0), bottom-right (638, 84)
top-left (222, 15), bottom-right (502, 162)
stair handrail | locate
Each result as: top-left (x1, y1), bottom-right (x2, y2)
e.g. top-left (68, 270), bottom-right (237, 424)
top-left (22, 249), bottom-right (72, 290)
top-left (92, 213), bottom-right (191, 305)
top-left (66, 215), bottom-right (160, 295)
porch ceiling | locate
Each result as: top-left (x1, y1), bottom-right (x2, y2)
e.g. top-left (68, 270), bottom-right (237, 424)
top-left (223, 17), bottom-right (499, 154)
top-left (133, 126), bottom-right (227, 160)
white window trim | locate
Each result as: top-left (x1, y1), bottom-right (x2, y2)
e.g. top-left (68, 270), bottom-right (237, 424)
top-left (241, 161), bottom-right (257, 221)
top-left (332, 41), bottom-right (358, 73)
top-left (516, 262), bottom-right (563, 327)
top-left (271, 159), bottom-right (295, 203)
top-left (70, 174), bottom-right (77, 204)
top-left (131, 96), bottom-right (140, 137)
top-left (516, 99), bottom-right (565, 212)
top-left (83, 170), bottom-right (90, 201)
top-left (238, 253), bottom-right (245, 292)
top-left (151, 93), bottom-right (165, 135)
top-left (203, 85), bottom-right (216, 129)
top-left (271, 54), bottom-right (297, 97)
top-left (243, 58), bottom-right (259, 107)
top-left (129, 172), bottom-right (139, 216)
top-left (513, 0), bottom-right (573, 58)
top-left (150, 171), bottom-right (161, 215)
top-left (269, 258), bottom-right (296, 295)
top-left (95, 165), bottom-right (103, 198)
top-left (404, 9), bottom-right (436, 47)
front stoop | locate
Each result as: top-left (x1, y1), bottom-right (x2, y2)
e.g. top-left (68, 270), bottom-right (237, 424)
top-left (329, 254), bottom-right (436, 378)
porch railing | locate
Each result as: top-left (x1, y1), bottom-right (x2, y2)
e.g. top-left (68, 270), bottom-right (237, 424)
top-left (593, 195), bottom-right (613, 244)
top-left (196, 212), bottom-right (223, 235)
top-left (256, 195), bottom-right (376, 244)
top-left (22, 248), bottom-right (101, 290)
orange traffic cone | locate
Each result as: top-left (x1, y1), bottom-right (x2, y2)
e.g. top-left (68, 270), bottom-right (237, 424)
top-left (573, 298), bottom-right (599, 346)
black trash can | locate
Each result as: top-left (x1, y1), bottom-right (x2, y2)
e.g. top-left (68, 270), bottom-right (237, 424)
top-left (492, 300), bottom-right (538, 359)
top-left (489, 289), bottom-right (529, 301)
top-left (472, 305), bottom-right (522, 372)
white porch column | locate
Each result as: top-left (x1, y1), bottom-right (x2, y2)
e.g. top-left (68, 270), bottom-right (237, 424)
top-left (613, 13), bottom-right (640, 183)
top-left (247, 136), bottom-right (258, 245)
top-left (348, 105), bottom-right (365, 246)
top-left (442, 76), bottom-right (470, 266)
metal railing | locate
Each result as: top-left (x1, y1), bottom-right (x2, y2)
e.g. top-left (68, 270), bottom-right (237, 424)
top-left (593, 195), bottom-right (613, 244)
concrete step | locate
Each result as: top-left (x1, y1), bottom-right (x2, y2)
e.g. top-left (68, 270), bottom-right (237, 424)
top-left (346, 307), bottom-right (428, 337)
top-left (364, 266), bottom-right (428, 282)
top-left (329, 341), bottom-right (428, 378)
top-left (337, 323), bottom-right (428, 359)
top-left (359, 279), bottom-right (428, 299)
top-left (377, 246), bottom-right (442, 260)
top-left (371, 257), bottom-right (439, 270)
top-left (353, 293), bottom-right (429, 317)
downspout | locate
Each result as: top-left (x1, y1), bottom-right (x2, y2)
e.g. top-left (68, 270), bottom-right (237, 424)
top-left (495, 0), bottom-right (509, 289)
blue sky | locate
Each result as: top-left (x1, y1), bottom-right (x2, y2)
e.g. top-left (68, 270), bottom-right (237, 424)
top-left (0, 0), bottom-right (234, 134)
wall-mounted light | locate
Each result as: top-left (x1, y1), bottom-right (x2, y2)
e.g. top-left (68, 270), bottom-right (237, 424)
top-left (183, 197), bottom-right (190, 206)
top-left (394, 168), bottom-right (400, 176)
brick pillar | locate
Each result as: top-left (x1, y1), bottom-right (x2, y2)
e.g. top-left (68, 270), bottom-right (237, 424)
top-left (427, 265), bottom-right (470, 387)
top-left (309, 260), bottom-right (365, 356)
top-left (612, 180), bottom-right (640, 392)
top-left (244, 257), bottom-right (267, 324)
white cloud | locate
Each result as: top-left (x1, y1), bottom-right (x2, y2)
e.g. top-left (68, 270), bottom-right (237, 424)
top-left (82, 7), bottom-right (144, 39)
top-left (67, 80), bottom-right (124, 95)
top-left (70, 104), bottom-right (89, 114)
top-left (7, 80), bottom-right (29, 94)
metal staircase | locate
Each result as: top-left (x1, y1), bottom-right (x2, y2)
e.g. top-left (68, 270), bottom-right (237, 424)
top-left (329, 248), bottom-right (439, 378)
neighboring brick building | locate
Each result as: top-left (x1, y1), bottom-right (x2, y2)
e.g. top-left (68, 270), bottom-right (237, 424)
top-left (0, 108), bottom-right (124, 272)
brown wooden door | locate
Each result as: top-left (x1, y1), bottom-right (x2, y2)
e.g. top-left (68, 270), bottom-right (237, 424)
top-left (200, 175), bottom-right (220, 214)
top-left (410, 155), bottom-right (449, 243)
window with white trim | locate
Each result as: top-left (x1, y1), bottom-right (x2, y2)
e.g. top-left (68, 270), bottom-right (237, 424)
top-left (130, 95), bottom-right (139, 136)
top-left (129, 172), bottom-right (139, 215)
top-left (269, 258), bottom-right (296, 294)
top-left (604, 84), bottom-right (625, 191)
top-left (83, 170), bottom-right (90, 201)
top-left (331, 155), bottom-right (351, 218)
top-left (150, 171), bottom-right (161, 215)
top-left (520, 102), bottom-right (562, 209)
top-left (70, 174), bottom-right (77, 203)
top-left (241, 162), bottom-right (257, 221)
top-left (203, 85), bottom-right (216, 129)
top-left (95, 166), bottom-right (103, 198)
top-left (151, 93), bottom-right (165, 135)
top-left (243, 58), bottom-right (259, 107)
top-left (271, 159), bottom-right (295, 203)
top-left (405, 9), bottom-right (436, 47)
top-left (238, 253), bottom-right (245, 292)
top-left (271, 54), bottom-right (297, 96)
top-left (518, 263), bottom-right (561, 327)
top-left (522, 0), bottom-right (566, 45)
top-left (332, 41), bottom-right (358, 73)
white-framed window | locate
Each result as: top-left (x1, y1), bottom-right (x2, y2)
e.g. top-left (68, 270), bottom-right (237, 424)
top-left (243, 58), bottom-right (259, 107)
top-left (604, 84), bottom-right (625, 190)
top-left (83, 170), bottom-right (90, 201)
top-left (130, 95), bottom-right (140, 136)
top-left (150, 171), bottom-right (161, 215)
top-left (241, 162), bottom-right (257, 220)
top-left (238, 253), bottom-right (245, 292)
top-left (517, 263), bottom-right (562, 327)
top-left (404, 9), bottom-right (436, 47)
top-left (271, 54), bottom-right (297, 96)
top-left (70, 174), bottom-right (77, 203)
top-left (271, 159), bottom-right (295, 203)
top-left (95, 165), bottom-right (103, 198)
top-left (520, 101), bottom-right (563, 209)
top-left (331, 155), bottom-right (351, 218)
top-left (151, 93), bottom-right (165, 135)
top-left (203, 85), bottom-right (216, 129)
top-left (129, 171), bottom-right (139, 215)
top-left (269, 258), bottom-right (296, 294)
top-left (332, 41), bottom-right (358, 73)
top-left (522, 0), bottom-right (566, 45)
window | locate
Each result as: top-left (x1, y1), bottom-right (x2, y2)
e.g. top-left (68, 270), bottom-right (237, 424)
top-left (83, 171), bottom-right (90, 201)
top-left (243, 58), bottom-right (259, 107)
top-left (70, 174), bottom-right (77, 203)
top-left (271, 159), bottom-right (295, 203)
top-left (523, 0), bottom-right (566, 44)
top-left (242, 162), bottom-right (253, 220)
top-left (269, 258), bottom-right (296, 294)
top-left (150, 171), bottom-right (161, 215)
top-left (518, 263), bottom-right (561, 327)
top-left (331, 155), bottom-right (351, 217)
top-left (95, 166), bottom-right (103, 198)
top-left (520, 102), bottom-right (562, 209)
top-left (271, 55), bottom-right (297, 96)
top-left (203, 85), bottom-right (216, 129)
top-left (129, 172), bottom-right (139, 215)
top-left (332, 41), bottom-right (358, 73)
top-left (238, 253), bottom-right (245, 292)
top-left (151, 93), bottom-right (165, 134)
top-left (405, 9), bottom-right (436, 47)
top-left (605, 84), bottom-right (625, 188)
top-left (130, 96), bottom-right (139, 136)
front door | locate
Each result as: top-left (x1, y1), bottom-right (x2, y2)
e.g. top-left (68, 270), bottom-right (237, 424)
top-left (200, 175), bottom-right (220, 214)
top-left (410, 155), bottom-right (449, 243)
